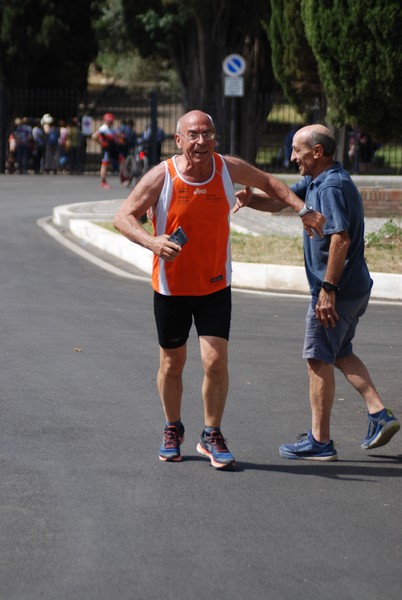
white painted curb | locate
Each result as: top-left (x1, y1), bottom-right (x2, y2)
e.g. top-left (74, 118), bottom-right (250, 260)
top-left (66, 219), bottom-right (401, 300)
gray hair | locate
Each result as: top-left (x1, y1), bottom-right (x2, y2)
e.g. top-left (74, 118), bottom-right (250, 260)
top-left (307, 130), bottom-right (336, 157)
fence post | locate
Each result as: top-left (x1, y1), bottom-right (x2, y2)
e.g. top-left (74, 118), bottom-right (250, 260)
top-left (148, 90), bottom-right (158, 167)
top-left (0, 86), bottom-right (9, 173)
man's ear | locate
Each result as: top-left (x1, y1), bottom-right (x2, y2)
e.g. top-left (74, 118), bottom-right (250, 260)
top-left (313, 144), bottom-right (324, 158)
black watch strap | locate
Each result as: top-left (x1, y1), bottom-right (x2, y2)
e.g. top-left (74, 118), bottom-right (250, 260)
top-left (322, 281), bottom-right (339, 293)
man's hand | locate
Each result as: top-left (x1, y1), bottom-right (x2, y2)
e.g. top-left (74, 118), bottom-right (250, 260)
top-left (315, 289), bottom-right (339, 328)
top-left (233, 186), bottom-right (253, 213)
top-left (153, 235), bottom-right (183, 262)
top-left (301, 211), bottom-right (325, 238)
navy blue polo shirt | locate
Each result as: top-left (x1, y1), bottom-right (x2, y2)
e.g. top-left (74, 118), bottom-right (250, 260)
top-left (291, 162), bottom-right (372, 299)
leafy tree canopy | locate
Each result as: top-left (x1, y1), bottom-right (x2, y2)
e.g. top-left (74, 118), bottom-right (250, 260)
top-left (0, 0), bottom-right (102, 88)
top-left (267, 0), bottom-right (322, 115)
top-left (301, 0), bottom-right (402, 141)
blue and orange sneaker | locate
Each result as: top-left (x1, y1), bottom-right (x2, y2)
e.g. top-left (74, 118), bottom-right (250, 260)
top-left (159, 423), bottom-right (185, 462)
top-left (361, 408), bottom-right (400, 449)
top-left (196, 429), bottom-right (235, 469)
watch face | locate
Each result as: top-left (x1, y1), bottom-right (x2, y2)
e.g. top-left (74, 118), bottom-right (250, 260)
top-left (299, 204), bottom-right (313, 216)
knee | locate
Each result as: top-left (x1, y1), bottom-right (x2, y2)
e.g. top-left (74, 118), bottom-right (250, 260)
top-left (203, 349), bottom-right (227, 377)
top-left (307, 358), bottom-right (330, 376)
top-left (160, 352), bottom-right (186, 378)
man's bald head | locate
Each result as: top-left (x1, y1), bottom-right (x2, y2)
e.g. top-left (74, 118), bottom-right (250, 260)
top-left (176, 111), bottom-right (215, 134)
top-left (295, 125), bottom-right (336, 157)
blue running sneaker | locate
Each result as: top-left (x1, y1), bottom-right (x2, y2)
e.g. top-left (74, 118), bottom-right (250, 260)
top-left (279, 430), bottom-right (337, 461)
top-left (196, 429), bottom-right (236, 469)
top-left (361, 408), bottom-right (400, 449)
top-left (159, 423), bottom-right (185, 462)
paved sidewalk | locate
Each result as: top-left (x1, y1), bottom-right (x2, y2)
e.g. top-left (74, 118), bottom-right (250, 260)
top-left (231, 206), bottom-right (390, 237)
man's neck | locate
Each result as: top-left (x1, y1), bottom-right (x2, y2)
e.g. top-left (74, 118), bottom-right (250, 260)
top-left (175, 154), bottom-right (214, 183)
top-left (311, 158), bottom-right (336, 180)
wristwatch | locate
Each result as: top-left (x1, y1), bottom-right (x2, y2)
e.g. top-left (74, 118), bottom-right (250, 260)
top-left (298, 202), bottom-right (314, 217)
top-left (322, 281), bottom-right (339, 293)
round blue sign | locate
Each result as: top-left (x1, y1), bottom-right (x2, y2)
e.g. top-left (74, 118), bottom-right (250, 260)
top-left (222, 54), bottom-right (246, 77)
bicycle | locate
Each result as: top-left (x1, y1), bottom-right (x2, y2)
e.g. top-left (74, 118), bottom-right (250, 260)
top-left (122, 139), bottom-right (149, 187)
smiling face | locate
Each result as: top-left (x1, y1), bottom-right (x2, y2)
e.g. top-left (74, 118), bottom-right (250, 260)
top-left (175, 111), bottom-right (217, 168)
top-left (291, 130), bottom-right (318, 177)
top-left (291, 125), bottom-right (335, 179)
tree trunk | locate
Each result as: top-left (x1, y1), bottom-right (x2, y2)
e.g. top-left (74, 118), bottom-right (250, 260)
top-left (171, 0), bottom-right (274, 164)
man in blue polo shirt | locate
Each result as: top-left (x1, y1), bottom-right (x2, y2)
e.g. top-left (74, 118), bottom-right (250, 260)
top-left (235, 124), bottom-right (399, 460)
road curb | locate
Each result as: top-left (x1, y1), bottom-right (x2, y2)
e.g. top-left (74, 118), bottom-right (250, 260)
top-left (50, 202), bottom-right (402, 301)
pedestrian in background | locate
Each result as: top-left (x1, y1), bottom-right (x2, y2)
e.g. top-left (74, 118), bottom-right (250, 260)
top-left (92, 112), bottom-right (122, 189)
top-left (41, 114), bottom-right (59, 174)
top-left (14, 117), bottom-right (32, 174)
top-left (65, 117), bottom-right (82, 174)
top-left (32, 118), bottom-right (46, 173)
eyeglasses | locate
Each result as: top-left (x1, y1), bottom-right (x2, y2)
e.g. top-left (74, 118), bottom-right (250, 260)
top-left (177, 131), bottom-right (216, 142)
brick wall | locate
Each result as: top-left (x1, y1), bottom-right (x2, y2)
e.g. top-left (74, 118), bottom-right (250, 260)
top-left (359, 188), bottom-right (402, 217)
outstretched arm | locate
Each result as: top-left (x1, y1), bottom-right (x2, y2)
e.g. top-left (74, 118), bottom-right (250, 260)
top-left (233, 186), bottom-right (286, 213)
top-left (225, 156), bottom-right (325, 238)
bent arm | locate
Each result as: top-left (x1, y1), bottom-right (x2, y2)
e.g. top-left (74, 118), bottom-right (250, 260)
top-left (113, 163), bottom-right (181, 261)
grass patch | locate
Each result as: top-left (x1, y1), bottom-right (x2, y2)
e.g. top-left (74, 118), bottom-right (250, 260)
top-left (96, 220), bottom-right (401, 273)
top-left (230, 231), bottom-right (304, 265)
top-left (364, 220), bottom-right (402, 273)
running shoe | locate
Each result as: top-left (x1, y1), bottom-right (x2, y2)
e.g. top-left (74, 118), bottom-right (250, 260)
top-left (196, 429), bottom-right (236, 469)
top-left (279, 430), bottom-right (337, 461)
top-left (100, 181), bottom-right (111, 189)
top-left (361, 408), bottom-right (400, 449)
top-left (159, 423), bottom-right (185, 462)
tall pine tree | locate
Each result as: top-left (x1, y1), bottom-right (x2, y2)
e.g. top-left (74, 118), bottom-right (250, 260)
top-left (301, 0), bottom-right (402, 141)
top-left (267, 0), bottom-right (322, 117)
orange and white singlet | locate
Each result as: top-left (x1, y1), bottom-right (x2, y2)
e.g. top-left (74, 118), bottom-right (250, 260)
top-left (150, 153), bottom-right (236, 296)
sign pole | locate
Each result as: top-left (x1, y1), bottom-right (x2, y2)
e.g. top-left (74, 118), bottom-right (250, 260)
top-left (230, 97), bottom-right (237, 156)
top-left (222, 54), bottom-right (246, 157)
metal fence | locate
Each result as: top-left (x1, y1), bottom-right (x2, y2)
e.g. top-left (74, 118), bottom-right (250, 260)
top-left (1, 86), bottom-right (401, 175)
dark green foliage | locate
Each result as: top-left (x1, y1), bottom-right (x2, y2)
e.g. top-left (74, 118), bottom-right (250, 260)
top-left (301, 0), bottom-right (402, 141)
top-left (267, 0), bottom-right (322, 114)
top-left (121, 0), bottom-right (275, 161)
top-left (0, 0), bottom-right (102, 88)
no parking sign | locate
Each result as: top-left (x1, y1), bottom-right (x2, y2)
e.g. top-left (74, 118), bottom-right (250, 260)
top-left (222, 54), bottom-right (246, 77)
top-left (223, 54), bottom-right (246, 97)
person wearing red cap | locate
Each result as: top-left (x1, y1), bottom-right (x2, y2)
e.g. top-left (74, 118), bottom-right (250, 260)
top-left (92, 112), bottom-right (121, 189)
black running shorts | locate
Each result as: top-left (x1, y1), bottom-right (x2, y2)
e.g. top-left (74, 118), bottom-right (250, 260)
top-left (153, 286), bottom-right (232, 349)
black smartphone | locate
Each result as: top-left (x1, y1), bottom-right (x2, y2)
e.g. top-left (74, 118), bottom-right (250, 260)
top-left (168, 226), bottom-right (188, 247)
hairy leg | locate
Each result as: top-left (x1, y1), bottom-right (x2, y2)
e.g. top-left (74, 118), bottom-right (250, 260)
top-left (199, 336), bottom-right (229, 428)
top-left (157, 345), bottom-right (187, 423)
top-left (307, 358), bottom-right (335, 443)
top-left (335, 353), bottom-right (384, 413)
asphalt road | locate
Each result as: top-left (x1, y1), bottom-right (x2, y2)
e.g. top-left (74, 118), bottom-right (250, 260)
top-left (1, 175), bottom-right (401, 600)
